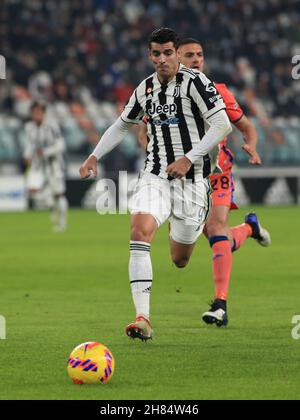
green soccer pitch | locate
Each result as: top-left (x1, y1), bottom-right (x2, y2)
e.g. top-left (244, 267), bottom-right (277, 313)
top-left (0, 207), bottom-right (299, 400)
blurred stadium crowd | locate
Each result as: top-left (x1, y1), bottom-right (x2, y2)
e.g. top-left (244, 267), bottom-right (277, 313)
top-left (0, 0), bottom-right (300, 167)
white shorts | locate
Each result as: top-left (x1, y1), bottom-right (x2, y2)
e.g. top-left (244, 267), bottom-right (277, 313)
top-left (26, 161), bottom-right (66, 196)
top-left (130, 171), bottom-right (211, 245)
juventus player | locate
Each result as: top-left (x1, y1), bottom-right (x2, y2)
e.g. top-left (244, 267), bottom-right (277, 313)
top-left (80, 28), bottom-right (232, 340)
top-left (23, 101), bottom-right (68, 232)
top-left (139, 38), bottom-right (271, 328)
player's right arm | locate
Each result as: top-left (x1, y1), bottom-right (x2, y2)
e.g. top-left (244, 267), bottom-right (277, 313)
top-left (79, 88), bottom-right (144, 179)
top-left (79, 117), bottom-right (132, 179)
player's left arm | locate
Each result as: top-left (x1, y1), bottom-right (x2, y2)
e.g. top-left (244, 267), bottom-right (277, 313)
top-left (167, 110), bottom-right (231, 178)
top-left (167, 74), bottom-right (231, 179)
top-left (234, 115), bottom-right (262, 165)
top-left (220, 85), bottom-right (262, 166)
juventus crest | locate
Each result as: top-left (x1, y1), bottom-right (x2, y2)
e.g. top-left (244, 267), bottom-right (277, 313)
top-left (173, 83), bottom-right (181, 98)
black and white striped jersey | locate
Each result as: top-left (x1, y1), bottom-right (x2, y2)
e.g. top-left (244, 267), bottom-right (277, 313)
top-left (23, 120), bottom-right (66, 171)
top-left (121, 65), bottom-right (226, 181)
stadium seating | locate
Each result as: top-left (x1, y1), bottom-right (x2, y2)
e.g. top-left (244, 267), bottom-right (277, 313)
top-left (0, 0), bottom-right (299, 167)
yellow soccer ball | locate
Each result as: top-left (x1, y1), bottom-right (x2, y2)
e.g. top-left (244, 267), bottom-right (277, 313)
top-left (67, 342), bottom-right (115, 385)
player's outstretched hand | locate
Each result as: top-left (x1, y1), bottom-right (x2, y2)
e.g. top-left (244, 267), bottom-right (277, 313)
top-left (79, 155), bottom-right (98, 179)
top-left (242, 144), bottom-right (262, 166)
top-left (166, 156), bottom-right (192, 179)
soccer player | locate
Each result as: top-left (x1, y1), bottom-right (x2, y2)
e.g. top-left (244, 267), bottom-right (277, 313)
top-left (23, 101), bottom-right (68, 232)
top-left (80, 28), bottom-right (232, 340)
top-left (173, 38), bottom-right (272, 326)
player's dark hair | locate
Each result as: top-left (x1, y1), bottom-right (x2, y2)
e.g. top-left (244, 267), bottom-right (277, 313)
top-left (30, 101), bottom-right (47, 112)
top-left (148, 28), bottom-right (180, 49)
top-left (178, 38), bottom-right (203, 49)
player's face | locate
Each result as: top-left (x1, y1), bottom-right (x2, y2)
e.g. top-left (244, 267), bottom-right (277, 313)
top-left (31, 107), bottom-right (45, 125)
top-left (149, 42), bottom-right (179, 83)
top-left (178, 43), bottom-right (204, 71)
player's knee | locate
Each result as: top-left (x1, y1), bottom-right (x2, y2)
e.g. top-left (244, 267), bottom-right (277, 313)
top-left (131, 226), bottom-right (153, 243)
top-left (172, 254), bottom-right (190, 269)
top-left (206, 219), bottom-right (227, 237)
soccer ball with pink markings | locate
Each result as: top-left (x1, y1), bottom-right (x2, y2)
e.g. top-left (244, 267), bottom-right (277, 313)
top-left (67, 341), bottom-right (115, 385)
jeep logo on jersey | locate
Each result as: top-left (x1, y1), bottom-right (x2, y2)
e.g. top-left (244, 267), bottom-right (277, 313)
top-left (148, 103), bottom-right (177, 117)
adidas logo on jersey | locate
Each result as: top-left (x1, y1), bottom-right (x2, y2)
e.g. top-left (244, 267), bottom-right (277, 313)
top-left (148, 103), bottom-right (177, 117)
